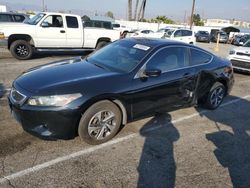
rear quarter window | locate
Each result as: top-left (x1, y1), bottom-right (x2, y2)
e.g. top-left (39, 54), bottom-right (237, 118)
top-left (0, 14), bottom-right (12, 22)
top-left (66, 16), bottom-right (79, 28)
top-left (182, 30), bottom-right (192, 36)
top-left (190, 49), bottom-right (212, 66)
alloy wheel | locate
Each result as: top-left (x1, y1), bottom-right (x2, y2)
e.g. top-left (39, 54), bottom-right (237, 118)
top-left (88, 110), bottom-right (117, 140)
top-left (16, 45), bottom-right (29, 57)
top-left (210, 87), bottom-right (225, 108)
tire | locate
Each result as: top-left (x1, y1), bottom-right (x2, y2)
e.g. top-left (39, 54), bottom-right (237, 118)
top-left (205, 82), bottom-right (226, 110)
top-left (78, 100), bottom-right (122, 145)
top-left (10, 40), bottom-right (33, 60)
top-left (95, 41), bottom-right (109, 50)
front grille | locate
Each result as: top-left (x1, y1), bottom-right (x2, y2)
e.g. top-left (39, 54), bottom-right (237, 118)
top-left (231, 60), bottom-right (250, 69)
top-left (236, 52), bottom-right (250, 57)
top-left (10, 88), bottom-right (27, 105)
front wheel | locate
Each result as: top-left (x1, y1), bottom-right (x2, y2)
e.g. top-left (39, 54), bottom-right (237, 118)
top-left (205, 82), bottom-right (226, 110)
top-left (78, 100), bottom-right (122, 145)
top-left (10, 40), bottom-right (33, 60)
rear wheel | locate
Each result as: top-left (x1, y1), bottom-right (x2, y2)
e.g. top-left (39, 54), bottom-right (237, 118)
top-left (78, 100), bottom-right (122, 145)
top-left (10, 40), bottom-right (33, 60)
top-left (96, 41), bottom-right (109, 50)
top-left (205, 82), bottom-right (226, 109)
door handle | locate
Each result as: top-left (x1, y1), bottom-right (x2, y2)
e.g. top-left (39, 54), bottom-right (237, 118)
top-left (183, 72), bottom-right (191, 77)
top-left (60, 30), bottom-right (66, 33)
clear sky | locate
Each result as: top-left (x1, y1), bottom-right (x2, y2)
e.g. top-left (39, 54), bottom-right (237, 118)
top-left (1, 0), bottom-right (250, 22)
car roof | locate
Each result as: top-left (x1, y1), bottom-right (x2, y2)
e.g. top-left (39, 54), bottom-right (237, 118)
top-left (122, 37), bottom-right (191, 47)
top-left (121, 37), bottom-right (214, 56)
top-left (0, 12), bottom-right (27, 16)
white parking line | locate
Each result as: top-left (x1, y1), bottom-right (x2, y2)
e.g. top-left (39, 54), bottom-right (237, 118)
top-left (0, 95), bottom-right (250, 185)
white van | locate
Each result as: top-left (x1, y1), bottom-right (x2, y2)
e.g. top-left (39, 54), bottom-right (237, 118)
top-left (164, 29), bottom-right (196, 45)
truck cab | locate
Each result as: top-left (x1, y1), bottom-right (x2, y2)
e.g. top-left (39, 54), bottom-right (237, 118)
top-left (0, 12), bottom-right (120, 60)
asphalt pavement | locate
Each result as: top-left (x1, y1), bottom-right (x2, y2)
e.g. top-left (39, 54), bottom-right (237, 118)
top-left (0, 42), bottom-right (249, 188)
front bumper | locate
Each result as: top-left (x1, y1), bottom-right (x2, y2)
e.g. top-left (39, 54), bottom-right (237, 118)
top-left (8, 97), bottom-right (82, 140)
top-left (228, 56), bottom-right (250, 73)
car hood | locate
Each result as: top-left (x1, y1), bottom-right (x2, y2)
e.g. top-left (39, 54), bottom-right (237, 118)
top-left (233, 46), bottom-right (250, 53)
top-left (0, 22), bottom-right (34, 28)
top-left (14, 57), bottom-right (119, 94)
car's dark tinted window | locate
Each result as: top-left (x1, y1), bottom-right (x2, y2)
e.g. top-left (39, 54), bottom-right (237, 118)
top-left (174, 30), bottom-right (182, 37)
top-left (0, 14), bottom-right (12, 22)
top-left (182, 30), bottom-right (192, 36)
top-left (14, 15), bottom-right (25, 22)
top-left (190, 49), bottom-right (212, 66)
top-left (103, 22), bottom-right (112, 29)
top-left (146, 47), bottom-right (189, 72)
top-left (66, 16), bottom-right (78, 28)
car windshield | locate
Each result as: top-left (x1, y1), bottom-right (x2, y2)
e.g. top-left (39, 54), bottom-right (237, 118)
top-left (25, 13), bottom-right (45, 25)
top-left (86, 40), bottom-right (151, 73)
top-left (199, 31), bottom-right (209, 35)
top-left (220, 32), bottom-right (227, 36)
top-left (243, 40), bottom-right (250, 47)
top-left (157, 28), bottom-right (169, 33)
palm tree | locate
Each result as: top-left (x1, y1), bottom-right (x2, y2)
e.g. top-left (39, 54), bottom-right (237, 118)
top-left (137, 0), bottom-right (147, 21)
top-left (128, 0), bottom-right (132, 20)
top-left (134, 0), bottom-right (139, 21)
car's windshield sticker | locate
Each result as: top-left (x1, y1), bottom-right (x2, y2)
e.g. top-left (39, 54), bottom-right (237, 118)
top-left (133, 44), bottom-right (150, 51)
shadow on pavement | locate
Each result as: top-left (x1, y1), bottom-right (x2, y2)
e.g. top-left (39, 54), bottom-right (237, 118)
top-left (32, 50), bottom-right (93, 59)
top-left (0, 83), bottom-right (5, 99)
top-left (137, 113), bottom-right (179, 188)
top-left (197, 96), bottom-right (250, 188)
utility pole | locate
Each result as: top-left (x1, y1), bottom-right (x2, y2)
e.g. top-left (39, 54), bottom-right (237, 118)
top-left (141, 0), bottom-right (147, 21)
top-left (128, 0), bottom-right (132, 21)
top-left (190, 0), bottom-right (195, 30)
top-left (42, 0), bottom-right (45, 12)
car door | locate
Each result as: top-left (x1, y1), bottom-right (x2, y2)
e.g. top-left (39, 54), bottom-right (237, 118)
top-left (181, 30), bottom-right (194, 44)
top-left (65, 16), bottom-right (82, 48)
top-left (131, 46), bottom-right (198, 119)
top-left (35, 14), bottom-right (67, 47)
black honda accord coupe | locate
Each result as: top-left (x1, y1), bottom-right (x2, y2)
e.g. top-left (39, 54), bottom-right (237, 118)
top-left (9, 38), bottom-right (234, 144)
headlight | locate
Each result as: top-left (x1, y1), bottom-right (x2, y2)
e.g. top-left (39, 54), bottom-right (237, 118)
top-left (229, 50), bottom-right (235, 55)
top-left (27, 93), bottom-right (82, 106)
top-left (0, 32), bottom-right (5, 39)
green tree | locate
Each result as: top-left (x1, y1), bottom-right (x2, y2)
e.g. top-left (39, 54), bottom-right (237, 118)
top-left (193, 14), bottom-right (204, 26)
top-left (82, 15), bottom-right (90, 22)
top-left (105, 11), bottom-right (114, 19)
top-left (150, 16), bottom-right (175, 24)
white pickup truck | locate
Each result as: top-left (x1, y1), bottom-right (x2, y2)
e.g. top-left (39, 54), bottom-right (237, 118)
top-left (0, 12), bottom-right (120, 60)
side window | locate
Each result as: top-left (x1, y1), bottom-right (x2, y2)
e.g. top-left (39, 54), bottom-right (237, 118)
top-left (141, 30), bottom-right (148, 34)
top-left (14, 15), bottom-right (25, 22)
top-left (190, 49), bottom-right (212, 66)
top-left (0, 14), bottom-right (12, 22)
top-left (103, 22), bottom-right (112, 29)
top-left (42, 15), bottom-right (63, 27)
top-left (94, 21), bottom-right (102, 28)
top-left (174, 30), bottom-right (182, 37)
top-left (66, 16), bottom-right (79, 28)
top-left (182, 30), bottom-right (192, 37)
top-left (146, 47), bottom-right (189, 72)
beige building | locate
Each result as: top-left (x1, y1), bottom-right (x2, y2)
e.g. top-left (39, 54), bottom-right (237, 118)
top-left (204, 19), bottom-right (250, 28)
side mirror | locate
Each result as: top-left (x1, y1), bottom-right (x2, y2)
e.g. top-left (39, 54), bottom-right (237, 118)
top-left (143, 69), bottom-right (161, 78)
top-left (41, 22), bottom-right (49, 28)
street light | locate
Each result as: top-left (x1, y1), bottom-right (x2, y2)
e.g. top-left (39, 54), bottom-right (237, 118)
top-left (190, 0), bottom-right (196, 30)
